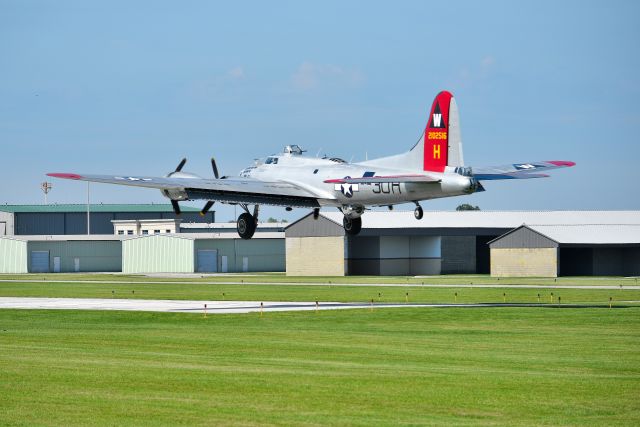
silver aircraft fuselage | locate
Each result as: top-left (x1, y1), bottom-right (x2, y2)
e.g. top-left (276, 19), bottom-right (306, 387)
top-left (239, 148), bottom-right (474, 212)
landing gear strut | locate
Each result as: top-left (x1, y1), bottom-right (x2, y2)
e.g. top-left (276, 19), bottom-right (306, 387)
top-left (414, 203), bottom-right (424, 220)
top-left (340, 205), bottom-right (364, 236)
top-left (343, 216), bottom-right (362, 235)
top-left (237, 204), bottom-right (259, 239)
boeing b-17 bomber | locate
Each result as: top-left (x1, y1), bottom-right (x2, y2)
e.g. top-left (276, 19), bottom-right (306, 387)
top-left (49, 91), bottom-right (575, 239)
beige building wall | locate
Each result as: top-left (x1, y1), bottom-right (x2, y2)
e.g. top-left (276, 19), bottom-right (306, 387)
top-left (491, 248), bottom-right (558, 277)
top-left (286, 236), bottom-right (345, 276)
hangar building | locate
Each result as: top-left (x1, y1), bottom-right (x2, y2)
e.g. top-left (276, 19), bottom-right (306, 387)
top-left (0, 204), bottom-right (283, 274)
top-left (0, 229), bottom-right (284, 274)
top-left (2, 204), bottom-right (638, 277)
top-left (284, 210), bottom-right (640, 276)
top-left (0, 234), bottom-right (122, 273)
top-left (489, 224), bottom-right (640, 277)
top-left (0, 204), bottom-right (214, 236)
top-left (120, 231), bottom-right (284, 274)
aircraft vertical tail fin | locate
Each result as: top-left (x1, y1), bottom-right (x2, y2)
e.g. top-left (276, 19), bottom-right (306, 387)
top-left (420, 90), bottom-right (464, 172)
top-left (359, 90), bottom-right (464, 172)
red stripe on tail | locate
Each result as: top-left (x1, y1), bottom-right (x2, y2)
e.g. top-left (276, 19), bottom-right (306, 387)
top-left (424, 91), bottom-right (452, 172)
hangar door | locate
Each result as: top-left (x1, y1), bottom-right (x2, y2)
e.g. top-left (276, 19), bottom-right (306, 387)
top-left (30, 251), bottom-right (50, 273)
top-left (196, 250), bottom-right (218, 273)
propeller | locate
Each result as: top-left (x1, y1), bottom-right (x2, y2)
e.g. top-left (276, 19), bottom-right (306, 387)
top-left (167, 158), bottom-right (188, 215)
top-left (169, 157), bottom-right (217, 218)
top-left (200, 200), bottom-right (214, 217)
top-left (198, 158), bottom-right (219, 217)
top-left (171, 199), bottom-right (181, 216)
top-left (211, 157), bottom-right (219, 179)
top-left (175, 158), bottom-right (187, 172)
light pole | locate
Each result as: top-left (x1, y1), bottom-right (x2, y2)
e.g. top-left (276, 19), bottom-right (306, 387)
top-left (86, 181), bottom-right (90, 235)
top-left (40, 182), bottom-right (52, 204)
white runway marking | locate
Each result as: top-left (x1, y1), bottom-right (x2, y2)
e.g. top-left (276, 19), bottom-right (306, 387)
top-left (0, 297), bottom-right (424, 314)
top-left (0, 297), bottom-right (623, 314)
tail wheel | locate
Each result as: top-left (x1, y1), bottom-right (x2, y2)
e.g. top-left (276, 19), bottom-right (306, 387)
top-left (237, 212), bottom-right (256, 239)
top-left (414, 205), bottom-right (424, 220)
top-left (343, 216), bottom-right (362, 236)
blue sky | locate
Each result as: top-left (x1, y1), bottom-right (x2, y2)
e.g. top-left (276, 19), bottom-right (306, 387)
top-left (1, 1), bottom-right (639, 221)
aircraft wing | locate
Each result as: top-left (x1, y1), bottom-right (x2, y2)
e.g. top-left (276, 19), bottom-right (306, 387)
top-left (324, 174), bottom-right (441, 184)
top-left (47, 173), bottom-right (325, 208)
top-left (472, 160), bottom-right (575, 180)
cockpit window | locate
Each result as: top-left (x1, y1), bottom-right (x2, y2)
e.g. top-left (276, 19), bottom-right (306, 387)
top-left (329, 157), bottom-right (347, 164)
top-left (265, 157), bottom-right (279, 165)
top-left (284, 145), bottom-right (304, 155)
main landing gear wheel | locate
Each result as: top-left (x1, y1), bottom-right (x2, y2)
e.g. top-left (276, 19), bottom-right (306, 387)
top-left (343, 216), bottom-right (362, 236)
top-left (414, 205), bottom-right (424, 220)
top-left (237, 212), bottom-right (256, 240)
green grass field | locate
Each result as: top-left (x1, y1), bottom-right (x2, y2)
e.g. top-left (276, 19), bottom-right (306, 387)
top-left (1, 308), bottom-right (639, 426)
top-left (1, 272), bottom-right (639, 286)
top-left (1, 274), bottom-right (639, 425)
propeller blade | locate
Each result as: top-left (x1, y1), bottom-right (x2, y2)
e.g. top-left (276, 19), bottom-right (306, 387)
top-left (175, 158), bottom-right (187, 172)
top-left (211, 157), bottom-right (219, 179)
top-left (171, 200), bottom-right (181, 216)
top-left (200, 201), bottom-right (214, 217)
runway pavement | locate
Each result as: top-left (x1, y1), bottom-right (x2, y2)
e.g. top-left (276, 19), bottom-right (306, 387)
top-left (0, 297), bottom-right (619, 314)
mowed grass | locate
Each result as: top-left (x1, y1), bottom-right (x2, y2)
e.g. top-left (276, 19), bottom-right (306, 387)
top-left (0, 280), bottom-right (638, 305)
top-left (1, 272), bottom-right (639, 286)
top-left (1, 308), bottom-right (639, 426)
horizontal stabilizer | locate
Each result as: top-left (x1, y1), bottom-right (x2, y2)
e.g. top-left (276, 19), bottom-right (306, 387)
top-left (472, 160), bottom-right (575, 181)
top-left (473, 172), bottom-right (550, 180)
